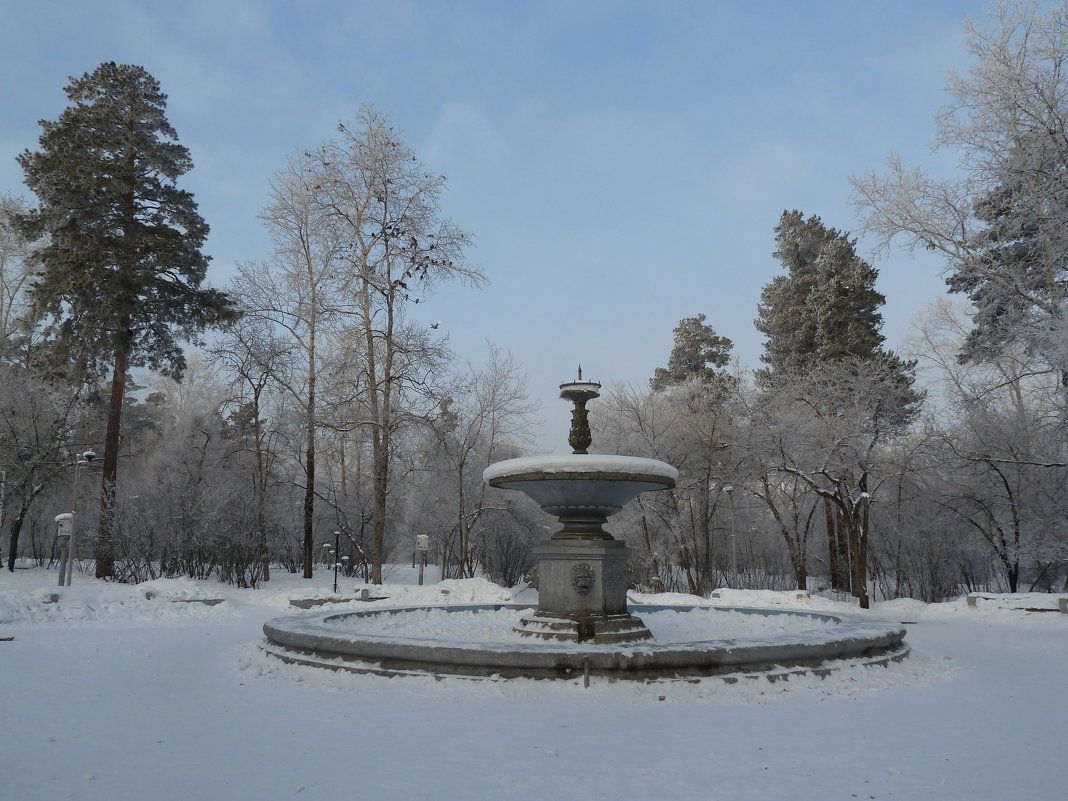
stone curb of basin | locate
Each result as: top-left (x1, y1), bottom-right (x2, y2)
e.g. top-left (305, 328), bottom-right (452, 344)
top-left (261, 603), bottom-right (909, 681)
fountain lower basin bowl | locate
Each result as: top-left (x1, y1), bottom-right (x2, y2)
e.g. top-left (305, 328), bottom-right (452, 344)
top-left (262, 603), bottom-right (908, 681)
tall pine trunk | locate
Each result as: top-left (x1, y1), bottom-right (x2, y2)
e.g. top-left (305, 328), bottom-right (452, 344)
top-left (97, 340), bottom-right (128, 578)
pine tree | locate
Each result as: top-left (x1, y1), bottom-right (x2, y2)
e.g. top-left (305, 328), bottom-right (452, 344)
top-left (953, 175), bottom-right (1063, 368)
top-left (16, 62), bottom-right (237, 577)
top-left (650, 313), bottom-right (733, 392)
top-left (755, 210), bottom-right (886, 378)
top-left (753, 210), bottom-right (920, 605)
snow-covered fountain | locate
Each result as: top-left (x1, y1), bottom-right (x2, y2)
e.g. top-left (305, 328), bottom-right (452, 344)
top-left (483, 370), bottom-right (676, 643)
top-left (262, 372), bottom-right (908, 682)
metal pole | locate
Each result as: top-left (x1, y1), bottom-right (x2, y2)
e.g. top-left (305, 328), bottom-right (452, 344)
top-left (731, 524), bottom-right (737, 589)
top-left (726, 486), bottom-right (738, 589)
top-left (332, 530), bottom-right (340, 594)
top-left (415, 534), bottom-right (429, 585)
top-left (64, 451), bottom-right (96, 587)
top-left (57, 536), bottom-right (69, 587)
top-left (65, 460), bottom-right (84, 587)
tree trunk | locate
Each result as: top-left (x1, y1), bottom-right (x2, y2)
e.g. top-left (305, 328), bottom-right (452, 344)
top-left (302, 436), bottom-right (315, 578)
top-left (789, 543), bottom-right (807, 591)
top-left (835, 506), bottom-right (852, 592)
top-left (824, 498), bottom-right (843, 591)
top-left (697, 478), bottom-right (711, 594)
top-left (849, 523), bottom-right (869, 608)
top-left (256, 436), bottom-right (269, 583)
top-left (6, 507), bottom-right (26, 572)
top-left (854, 481), bottom-right (871, 609)
top-left (370, 432), bottom-right (388, 584)
top-left (458, 475), bottom-right (470, 579)
top-left (97, 342), bottom-right (129, 579)
top-left (302, 337), bottom-right (316, 578)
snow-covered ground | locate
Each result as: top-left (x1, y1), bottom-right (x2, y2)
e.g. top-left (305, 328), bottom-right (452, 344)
top-left (2, 565), bottom-right (1065, 801)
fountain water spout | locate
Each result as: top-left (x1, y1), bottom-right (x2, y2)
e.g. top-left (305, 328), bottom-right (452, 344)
top-left (559, 366), bottom-right (601, 454)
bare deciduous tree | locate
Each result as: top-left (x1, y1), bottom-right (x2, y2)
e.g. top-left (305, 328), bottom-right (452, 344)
top-left (853, 1), bottom-right (1068, 384)
top-left (232, 150), bottom-right (348, 578)
top-left (305, 106), bottom-right (483, 583)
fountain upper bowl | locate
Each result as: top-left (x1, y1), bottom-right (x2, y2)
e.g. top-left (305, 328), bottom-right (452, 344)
top-left (483, 454), bottom-right (677, 516)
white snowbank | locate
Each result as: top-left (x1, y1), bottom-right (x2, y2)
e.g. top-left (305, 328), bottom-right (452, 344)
top-left (3, 567), bottom-right (1064, 631)
top-left (0, 579), bottom-right (231, 625)
top-left (136, 576), bottom-right (219, 600)
top-left (272, 576), bottom-right (517, 611)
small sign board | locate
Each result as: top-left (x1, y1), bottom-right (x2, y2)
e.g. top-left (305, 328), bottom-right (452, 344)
top-left (415, 534), bottom-right (429, 552)
top-left (54, 513), bottom-right (74, 537)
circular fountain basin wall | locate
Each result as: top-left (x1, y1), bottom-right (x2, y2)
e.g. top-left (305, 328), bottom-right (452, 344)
top-left (262, 604), bottom-right (908, 681)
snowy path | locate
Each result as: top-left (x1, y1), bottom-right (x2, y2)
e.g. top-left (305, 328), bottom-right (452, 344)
top-left (3, 586), bottom-right (1065, 800)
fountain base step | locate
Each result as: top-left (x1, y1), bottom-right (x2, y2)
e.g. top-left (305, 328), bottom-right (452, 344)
top-left (514, 611), bottom-right (653, 644)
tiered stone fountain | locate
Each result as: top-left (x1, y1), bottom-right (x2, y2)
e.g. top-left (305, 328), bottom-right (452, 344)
top-left (261, 370), bottom-right (908, 682)
top-left (484, 370), bottom-right (676, 643)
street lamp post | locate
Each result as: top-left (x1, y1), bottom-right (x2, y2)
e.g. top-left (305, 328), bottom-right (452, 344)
top-left (322, 535), bottom-right (341, 595)
top-left (415, 534), bottom-right (429, 586)
top-left (60, 450), bottom-right (97, 587)
top-left (54, 513), bottom-right (73, 587)
top-left (725, 485), bottom-right (737, 589)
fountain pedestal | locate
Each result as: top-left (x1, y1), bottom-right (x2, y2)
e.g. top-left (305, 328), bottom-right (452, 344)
top-left (484, 454), bottom-right (677, 643)
top-left (516, 539), bottom-right (652, 643)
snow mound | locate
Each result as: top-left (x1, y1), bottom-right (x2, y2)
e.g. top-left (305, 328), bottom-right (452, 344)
top-left (709, 588), bottom-right (818, 607)
top-left (961, 592), bottom-right (1065, 611)
top-left (874, 598), bottom-right (930, 621)
top-left (137, 577), bottom-right (217, 601)
top-left (0, 582), bottom-right (230, 625)
top-left (273, 576), bottom-right (517, 612)
top-left (433, 577), bottom-right (515, 604)
top-left (628, 590), bottom-right (711, 606)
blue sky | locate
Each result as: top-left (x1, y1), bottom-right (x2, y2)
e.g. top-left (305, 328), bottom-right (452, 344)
top-left (1, 0), bottom-right (996, 450)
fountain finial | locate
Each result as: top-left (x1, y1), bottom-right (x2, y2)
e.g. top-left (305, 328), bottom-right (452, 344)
top-left (559, 368), bottom-right (601, 454)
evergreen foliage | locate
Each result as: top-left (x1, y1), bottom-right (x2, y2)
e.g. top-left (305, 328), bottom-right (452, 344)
top-left (16, 62), bottom-right (236, 380)
top-left (16, 62), bottom-right (237, 577)
top-left (853, 2), bottom-right (1068, 380)
top-left (955, 173), bottom-right (1065, 368)
top-left (755, 210), bottom-right (886, 376)
top-left (650, 313), bottom-right (733, 392)
top-left (752, 210), bottom-right (922, 605)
